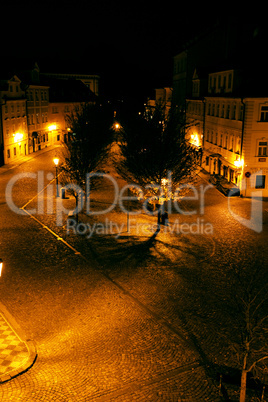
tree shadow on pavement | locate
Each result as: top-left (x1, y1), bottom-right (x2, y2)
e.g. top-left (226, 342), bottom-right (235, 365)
top-left (80, 223), bottom-right (210, 275)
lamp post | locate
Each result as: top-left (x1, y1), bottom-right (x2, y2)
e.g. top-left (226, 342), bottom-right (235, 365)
top-left (0, 259), bottom-right (3, 277)
top-left (53, 158), bottom-right (60, 197)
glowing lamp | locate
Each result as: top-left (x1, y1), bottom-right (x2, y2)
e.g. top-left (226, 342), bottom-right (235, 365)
top-left (0, 259), bottom-right (3, 277)
top-left (48, 124), bottom-right (57, 131)
top-left (53, 158), bottom-right (59, 166)
top-left (234, 158), bottom-right (244, 168)
top-left (14, 133), bottom-right (23, 142)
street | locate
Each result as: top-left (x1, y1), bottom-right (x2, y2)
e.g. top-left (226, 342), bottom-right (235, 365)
top-left (0, 146), bottom-right (267, 401)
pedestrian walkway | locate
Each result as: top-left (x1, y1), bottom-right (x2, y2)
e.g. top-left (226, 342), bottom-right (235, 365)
top-left (0, 304), bottom-right (36, 383)
top-left (0, 144), bottom-right (61, 175)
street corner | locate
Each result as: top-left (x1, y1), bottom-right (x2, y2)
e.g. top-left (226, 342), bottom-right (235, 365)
top-left (0, 302), bottom-right (37, 383)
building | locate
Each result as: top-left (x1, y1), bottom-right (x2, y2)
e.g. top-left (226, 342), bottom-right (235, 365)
top-left (16, 63), bottom-right (50, 153)
top-left (0, 75), bottom-right (28, 164)
top-left (145, 87), bottom-right (172, 119)
top-left (0, 62), bottom-right (99, 165)
top-left (41, 72), bottom-right (99, 96)
top-left (172, 17), bottom-right (265, 108)
top-left (186, 67), bottom-right (268, 197)
top-left (45, 77), bottom-right (98, 144)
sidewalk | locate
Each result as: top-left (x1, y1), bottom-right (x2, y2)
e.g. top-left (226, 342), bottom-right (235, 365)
top-left (0, 303), bottom-right (36, 383)
top-left (0, 145), bottom-right (61, 175)
top-left (0, 146), bottom-right (56, 382)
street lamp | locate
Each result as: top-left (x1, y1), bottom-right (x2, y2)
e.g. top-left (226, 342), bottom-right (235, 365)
top-left (53, 158), bottom-right (60, 197)
top-left (0, 259), bottom-right (3, 277)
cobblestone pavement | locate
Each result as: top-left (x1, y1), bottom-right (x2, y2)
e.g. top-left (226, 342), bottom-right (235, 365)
top-left (0, 309), bottom-right (36, 383)
top-left (0, 147), bottom-right (267, 401)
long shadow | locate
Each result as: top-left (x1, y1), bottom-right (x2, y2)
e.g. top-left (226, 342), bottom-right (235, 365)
top-left (82, 225), bottom-right (162, 271)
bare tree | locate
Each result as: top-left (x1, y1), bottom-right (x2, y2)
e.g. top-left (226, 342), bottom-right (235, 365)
top-left (115, 105), bottom-right (198, 225)
top-left (60, 102), bottom-right (113, 216)
top-left (223, 265), bottom-right (268, 402)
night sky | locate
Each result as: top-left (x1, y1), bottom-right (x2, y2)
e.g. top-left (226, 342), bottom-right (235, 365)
top-left (2, 2), bottom-right (265, 103)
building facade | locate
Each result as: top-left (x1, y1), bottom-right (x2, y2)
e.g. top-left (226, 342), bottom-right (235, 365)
top-left (145, 87), bottom-right (173, 119)
top-left (0, 62), bottom-right (99, 165)
top-left (186, 68), bottom-right (268, 197)
top-left (26, 83), bottom-right (50, 153)
top-left (0, 75), bottom-right (28, 164)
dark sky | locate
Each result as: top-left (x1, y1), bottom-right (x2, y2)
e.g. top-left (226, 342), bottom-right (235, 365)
top-left (2, 2), bottom-right (264, 102)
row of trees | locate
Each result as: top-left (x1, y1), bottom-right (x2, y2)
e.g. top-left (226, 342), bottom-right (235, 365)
top-left (60, 102), bottom-right (268, 402)
top-left (60, 102), bottom-right (198, 222)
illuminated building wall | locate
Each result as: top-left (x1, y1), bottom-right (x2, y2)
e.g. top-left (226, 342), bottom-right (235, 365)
top-left (48, 102), bottom-right (81, 144)
top-left (26, 84), bottom-right (50, 153)
top-left (0, 75), bottom-right (28, 164)
top-left (186, 68), bottom-right (268, 197)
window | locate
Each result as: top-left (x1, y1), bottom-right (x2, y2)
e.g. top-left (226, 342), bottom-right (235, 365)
top-left (217, 75), bottom-right (221, 90)
top-left (260, 106), bottom-right (268, 122)
top-left (223, 76), bottom-right (226, 90)
top-left (207, 103), bottom-right (211, 115)
top-left (7, 149), bottom-right (10, 158)
top-left (239, 104), bottom-right (244, 121)
top-left (230, 136), bottom-right (234, 151)
top-left (52, 107), bottom-right (58, 114)
top-left (236, 139), bottom-right (241, 153)
top-left (14, 147), bottom-right (16, 156)
top-left (221, 104), bottom-right (225, 118)
top-left (226, 104), bottom-right (230, 119)
top-left (228, 73), bottom-right (232, 89)
top-left (225, 135), bottom-right (228, 149)
top-left (258, 141), bottom-right (267, 156)
top-left (216, 103), bottom-right (220, 117)
top-left (232, 104), bottom-right (236, 120)
top-left (255, 175), bottom-right (266, 189)
top-left (212, 103), bottom-right (215, 116)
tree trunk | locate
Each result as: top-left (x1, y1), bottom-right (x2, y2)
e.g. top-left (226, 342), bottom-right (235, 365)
top-left (240, 369), bottom-right (248, 402)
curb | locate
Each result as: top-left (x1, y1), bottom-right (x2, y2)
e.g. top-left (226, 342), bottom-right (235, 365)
top-left (0, 302), bottom-right (37, 383)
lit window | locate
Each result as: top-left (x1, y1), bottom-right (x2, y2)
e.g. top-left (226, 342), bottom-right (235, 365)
top-left (258, 141), bottom-right (267, 156)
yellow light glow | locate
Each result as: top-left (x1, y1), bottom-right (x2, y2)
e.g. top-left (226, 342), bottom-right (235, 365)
top-left (0, 259), bottom-right (3, 277)
top-left (234, 158), bottom-right (244, 168)
top-left (14, 133), bottom-right (23, 142)
top-left (161, 178), bottom-right (168, 186)
top-left (190, 133), bottom-right (201, 147)
top-left (53, 158), bottom-right (59, 166)
top-left (48, 124), bottom-right (57, 131)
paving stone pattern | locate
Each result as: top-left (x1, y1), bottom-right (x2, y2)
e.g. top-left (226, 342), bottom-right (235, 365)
top-left (0, 313), bottom-right (29, 380)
